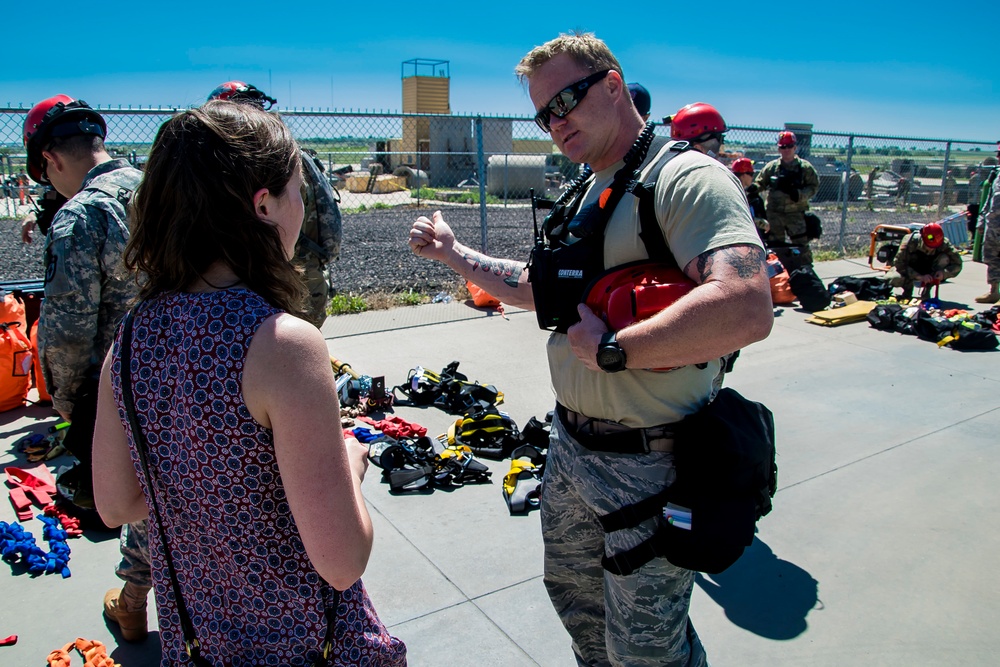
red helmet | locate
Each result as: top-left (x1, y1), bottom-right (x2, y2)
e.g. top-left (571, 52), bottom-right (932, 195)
top-left (585, 262), bottom-right (696, 371)
top-left (23, 95), bottom-right (106, 184)
top-left (920, 222), bottom-right (944, 248)
top-left (731, 158), bottom-right (754, 175)
top-left (778, 131), bottom-right (797, 148)
top-left (666, 102), bottom-right (728, 142)
top-left (208, 81), bottom-right (277, 109)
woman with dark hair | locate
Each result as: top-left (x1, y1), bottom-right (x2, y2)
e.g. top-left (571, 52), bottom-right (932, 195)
top-left (92, 100), bottom-right (406, 666)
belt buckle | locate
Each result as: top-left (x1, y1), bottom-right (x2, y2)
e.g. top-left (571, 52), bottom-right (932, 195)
top-left (638, 428), bottom-right (653, 455)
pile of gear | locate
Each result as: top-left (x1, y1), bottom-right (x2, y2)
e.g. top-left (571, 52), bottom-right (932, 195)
top-left (2, 464), bottom-right (83, 580)
top-left (380, 361), bottom-right (555, 513)
top-left (866, 302), bottom-right (1000, 350)
top-left (350, 418), bottom-right (492, 493)
top-left (332, 357), bottom-right (394, 418)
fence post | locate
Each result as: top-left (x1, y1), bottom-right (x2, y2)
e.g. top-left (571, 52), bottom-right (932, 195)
top-left (503, 153), bottom-right (509, 207)
top-left (476, 116), bottom-right (488, 254)
top-left (838, 135), bottom-right (854, 255)
top-left (937, 141), bottom-right (952, 217)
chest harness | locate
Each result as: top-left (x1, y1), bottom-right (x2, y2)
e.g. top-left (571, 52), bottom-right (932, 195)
top-left (527, 124), bottom-right (691, 333)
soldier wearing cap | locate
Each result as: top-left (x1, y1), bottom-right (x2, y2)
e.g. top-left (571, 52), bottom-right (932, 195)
top-left (885, 222), bottom-right (963, 301)
top-left (627, 82), bottom-right (651, 122)
top-left (977, 159), bottom-right (1000, 303)
top-left (208, 81), bottom-right (342, 328)
top-left (755, 131), bottom-right (820, 264)
top-left (23, 95), bottom-right (141, 490)
top-left (23, 95), bottom-right (152, 641)
top-left (731, 157), bottom-right (769, 241)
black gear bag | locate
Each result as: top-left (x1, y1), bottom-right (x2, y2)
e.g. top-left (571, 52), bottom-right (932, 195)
top-left (599, 388), bottom-right (776, 575)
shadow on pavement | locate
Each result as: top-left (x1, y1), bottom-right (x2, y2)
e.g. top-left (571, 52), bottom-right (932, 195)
top-left (695, 536), bottom-right (819, 640)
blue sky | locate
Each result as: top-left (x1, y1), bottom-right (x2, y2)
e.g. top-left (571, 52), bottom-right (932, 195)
top-left (5, 1), bottom-right (997, 141)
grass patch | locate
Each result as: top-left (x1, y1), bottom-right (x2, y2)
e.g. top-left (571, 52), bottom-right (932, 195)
top-left (409, 188), bottom-right (500, 205)
top-left (328, 289), bottom-right (433, 314)
top-left (411, 187), bottom-right (439, 200)
top-left (813, 250), bottom-right (843, 262)
top-left (327, 294), bottom-right (368, 315)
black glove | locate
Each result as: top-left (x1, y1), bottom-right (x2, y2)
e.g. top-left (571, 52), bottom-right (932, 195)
top-left (771, 175), bottom-right (798, 201)
top-left (35, 188), bottom-right (69, 236)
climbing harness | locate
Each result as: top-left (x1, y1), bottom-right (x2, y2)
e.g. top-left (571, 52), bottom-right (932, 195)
top-left (392, 361), bottom-right (504, 414)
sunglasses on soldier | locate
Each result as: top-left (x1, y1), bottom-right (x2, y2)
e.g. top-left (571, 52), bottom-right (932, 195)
top-left (533, 70), bottom-right (611, 133)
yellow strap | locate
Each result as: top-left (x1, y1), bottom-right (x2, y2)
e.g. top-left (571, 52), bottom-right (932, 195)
top-left (503, 460), bottom-right (537, 496)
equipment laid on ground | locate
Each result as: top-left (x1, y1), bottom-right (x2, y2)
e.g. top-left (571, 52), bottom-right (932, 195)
top-left (331, 356), bottom-right (391, 415)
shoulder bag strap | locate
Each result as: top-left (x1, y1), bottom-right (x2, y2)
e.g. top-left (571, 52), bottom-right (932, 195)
top-left (120, 308), bottom-right (213, 666)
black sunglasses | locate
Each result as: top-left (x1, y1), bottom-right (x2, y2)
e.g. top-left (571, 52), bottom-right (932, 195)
top-left (534, 69), bottom-right (611, 133)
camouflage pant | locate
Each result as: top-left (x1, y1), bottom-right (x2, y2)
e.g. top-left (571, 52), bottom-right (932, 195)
top-left (301, 254), bottom-right (331, 329)
top-left (116, 520), bottom-right (152, 588)
top-left (540, 413), bottom-right (707, 667)
top-left (885, 258), bottom-right (962, 297)
top-left (983, 224), bottom-right (1000, 284)
top-left (767, 210), bottom-right (812, 265)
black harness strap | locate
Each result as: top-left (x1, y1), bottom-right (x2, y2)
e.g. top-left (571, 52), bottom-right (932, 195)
top-left (602, 533), bottom-right (669, 576)
top-left (597, 486), bottom-right (673, 532)
top-left (632, 140), bottom-right (690, 264)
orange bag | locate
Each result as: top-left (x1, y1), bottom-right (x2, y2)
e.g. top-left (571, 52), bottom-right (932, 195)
top-left (30, 323), bottom-right (51, 403)
top-left (0, 293), bottom-right (32, 412)
top-left (466, 281), bottom-right (501, 308)
top-left (767, 254), bottom-right (796, 305)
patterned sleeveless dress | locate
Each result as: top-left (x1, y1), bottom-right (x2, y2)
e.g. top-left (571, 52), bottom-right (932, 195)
top-left (110, 289), bottom-right (406, 666)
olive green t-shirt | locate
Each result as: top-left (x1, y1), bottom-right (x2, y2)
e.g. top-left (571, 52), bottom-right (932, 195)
top-left (547, 145), bottom-right (762, 427)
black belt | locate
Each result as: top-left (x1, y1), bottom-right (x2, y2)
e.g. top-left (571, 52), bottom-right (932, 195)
top-left (556, 403), bottom-right (674, 454)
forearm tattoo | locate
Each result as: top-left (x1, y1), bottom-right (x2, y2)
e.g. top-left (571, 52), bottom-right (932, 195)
top-left (694, 245), bottom-right (766, 282)
top-left (463, 250), bottom-right (524, 288)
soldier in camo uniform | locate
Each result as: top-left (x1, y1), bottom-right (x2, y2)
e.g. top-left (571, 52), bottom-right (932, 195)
top-left (23, 95), bottom-right (152, 641)
top-left (409, 32), bottom-right (772, 666)
top-left (885, 222), bottom-right (963, 301)
top-left (208, 82), bottom-right (342, 327)
top-left (976, 171), bottom-right (1000, 303)
top-left (755, 131), bottom-right (820, 265)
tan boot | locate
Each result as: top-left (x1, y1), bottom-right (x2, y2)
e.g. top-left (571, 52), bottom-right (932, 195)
top-left (975, 282), bottom-right (999, 304)
top-left (103, 582), bottom-right (150, 642)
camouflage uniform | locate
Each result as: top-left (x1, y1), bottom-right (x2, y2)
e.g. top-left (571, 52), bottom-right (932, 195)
top-left (754, 156), bottom-right (820, 264)
top-left (40, 158), bottom-right (142, 475)
top-left (884, 232), bottom-right (963, 299)
top-left (295, 150), bottom-right (342, 328)
top-left (982, 176), bottom-right (1000, 284)
top-left (116, 520), bottom-right (152, 587)
top-left (542, 420), bottom-right (707, 667)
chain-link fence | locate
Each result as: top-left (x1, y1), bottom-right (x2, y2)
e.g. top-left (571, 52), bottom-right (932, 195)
top-left (2, 106), bottom-right (996, 268)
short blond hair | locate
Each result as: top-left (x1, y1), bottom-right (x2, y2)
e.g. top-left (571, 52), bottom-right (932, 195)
top-left (515, 31), bottom-right (624, 84)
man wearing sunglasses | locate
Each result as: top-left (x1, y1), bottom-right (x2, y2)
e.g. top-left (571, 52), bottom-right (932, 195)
top-left (754, 132), bottom-right (820, 265)
top-left (409, 32), bottom-right (772, 667)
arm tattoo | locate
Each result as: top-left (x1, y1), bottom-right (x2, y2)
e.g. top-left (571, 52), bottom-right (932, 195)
top-left (694, 245), bottom-right (766, 282)
top-left (462, 250), bottom-right (524, 288)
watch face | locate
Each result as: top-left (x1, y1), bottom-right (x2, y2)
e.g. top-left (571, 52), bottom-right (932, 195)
top-left (597, 345), bottom-right (626, 372)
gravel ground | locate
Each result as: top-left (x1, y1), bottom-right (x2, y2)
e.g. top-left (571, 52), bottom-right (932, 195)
top-left (0, 201), bottom-right (957, 294)
top-left (0, 204), bottom-right (540, 295)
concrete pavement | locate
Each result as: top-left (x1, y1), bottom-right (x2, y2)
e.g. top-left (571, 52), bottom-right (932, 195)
top-left (1, 256), bottom-right (998, 666)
